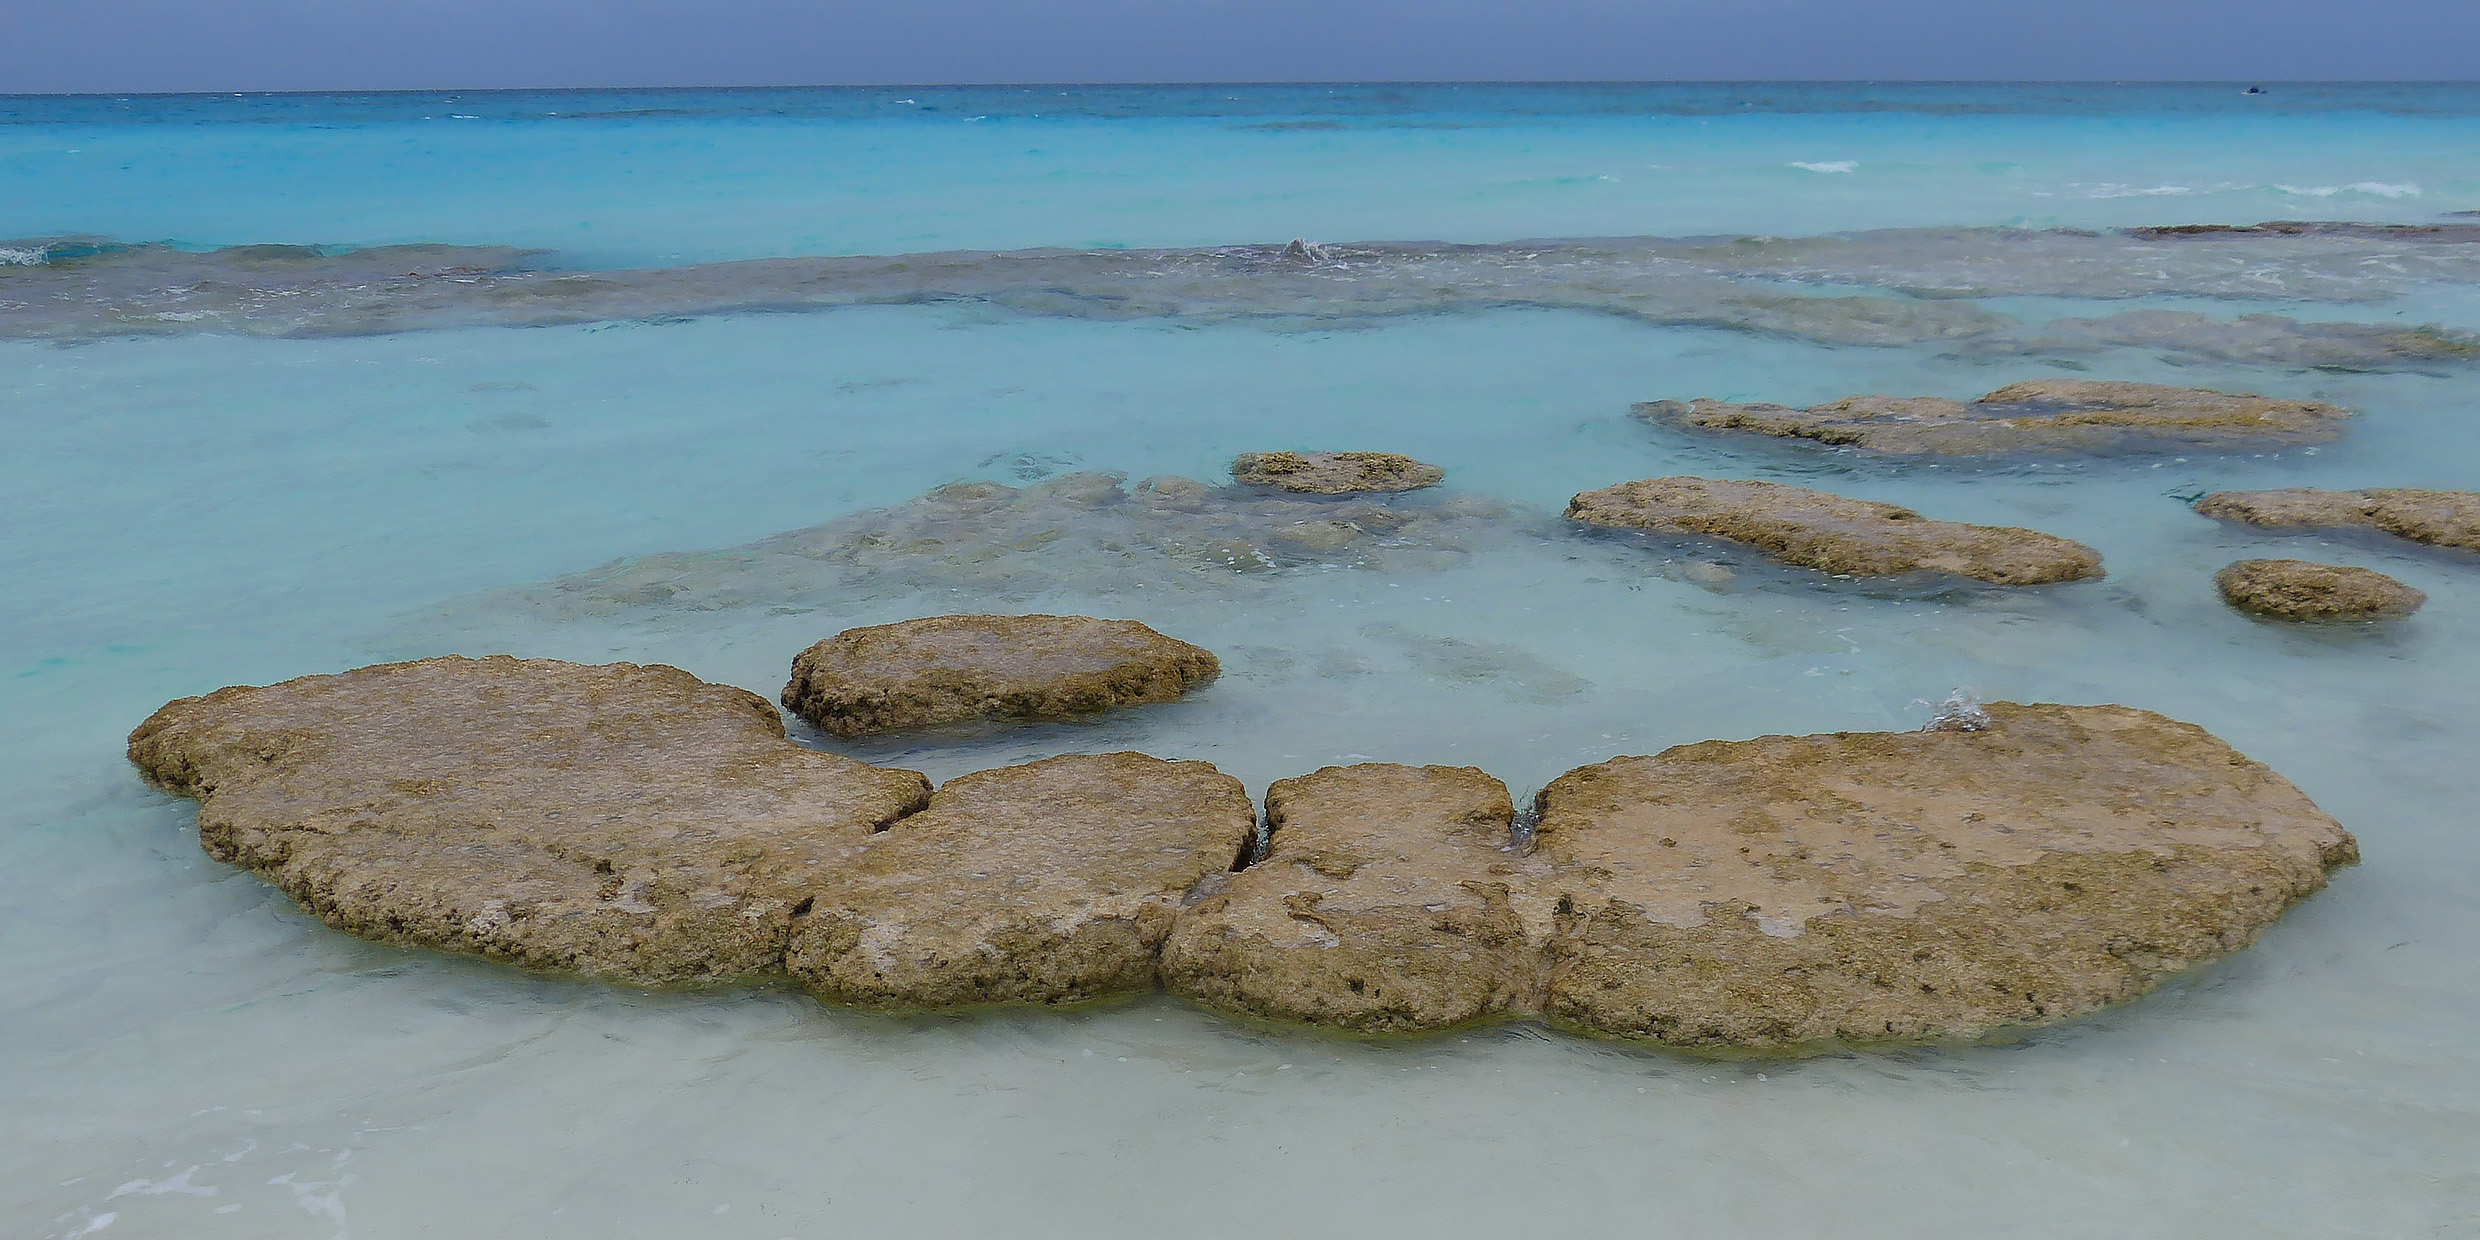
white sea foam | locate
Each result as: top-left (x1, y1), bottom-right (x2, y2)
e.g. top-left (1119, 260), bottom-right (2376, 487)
top-left (2275, 181), bottom-right (2422, 198)
top-left (1790, 160), bottom-right (1857, 173)
top-left (0, 246), bottom-right (48, 266)
top-left (2076, 183), bottom-right (2195, 198)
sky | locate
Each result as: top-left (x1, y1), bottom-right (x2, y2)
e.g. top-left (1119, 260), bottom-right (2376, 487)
top-left (1, 0), bottom-right (2474, 93)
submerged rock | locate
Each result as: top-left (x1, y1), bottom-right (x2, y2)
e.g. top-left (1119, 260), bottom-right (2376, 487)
top-left (781, 614), bottom-right (1220, 738)
top-left (1162, 764), bottom-right (1549, 1033)
top-left (486, 471), bottom-right (1513, 623)
top-left (784, 753), bottom-right (1256, 1009)
top-left (2215, 559), bottom-right (2425, 620)
top-left (2015, 310), bottom-right (2480, 370)
top-left (1565, 476), bottom-right (2103, 585)
top-left (1231, 451), bottom-right (1446, 494)
top-left (2195, 487), bottom-right (2480, 554)
top-left (1531, 703), bottom-right (2358, 1049)
top-left (126, 657), bottom-right (932, 986)
top-left (1635, 379), bottom-right (2351, 455)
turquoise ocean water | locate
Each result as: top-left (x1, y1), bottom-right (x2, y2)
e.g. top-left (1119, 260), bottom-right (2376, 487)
top-left (7, 84), bottom-right (2480, 1236)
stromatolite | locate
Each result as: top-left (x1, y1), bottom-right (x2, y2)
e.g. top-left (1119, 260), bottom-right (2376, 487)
top-left (781, 613), bottom-right (1220, 737)
top-left (1530, 703), bottom-right (2357, 1049)
top-left (1162, 764), bottom-right (1550, 1032)
top-left (2195, 487), bottom-right (2480, 554)
top-left (1231, 451), bottom-right (1446, 494)
top-left (126, 656), bottom-right (932, 985)
top-left (129, 662), bottom-right (2360, 1051)
top-left (2215, 558), bottom-right (2425, 620)
top-left (1566, 476), bottom-right (2103, 585)
top-left (784, 752), bottom-right (1257, 1009)
top-left (1635, 379), bottom-right (2350, 455)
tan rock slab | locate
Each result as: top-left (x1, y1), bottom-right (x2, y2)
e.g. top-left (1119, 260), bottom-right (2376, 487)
top-left (1636, 379), bottom-right (2350, 455)
top-left (1232, 451), bottom-right (1445, 494)
top-left (2195, 487), bottom-right (2480, 554)
top-left (785, 752), bottom-right (1256, 1009)
top-left (1162, 764), bottom-right (1551, 1033)
top-left (1566, 476), bottom-right (2103, 585)
top-left (127, 656), bottom-right (932, 986)
top-left (2216, 558), bottom-right (2424, 620)
top-left (1532, 703), bottom-right (2358, 1050)
top-left (781, 613), bottom-right (1219, 738)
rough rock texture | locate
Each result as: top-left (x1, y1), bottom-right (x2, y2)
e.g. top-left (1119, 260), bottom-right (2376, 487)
top-left (1162, 764), bottom-right (1550, 1032)
top-left (1231, 451), bottom-right (1446, 494)
top-left (785, 753), bottom-right (1257, 1009)
top-left (781, 614), bottom-right (1220, 738)
top-left (1531, 703), bottom-right (2358, 1050)
top-left (1566, 476), bottom-right (2103, 585)
top-left (2215, 559), bottom-right (2425, 620)
top-left (1635, 379), bottom-right (2351, 455)
top-left (2195, 487), bottom-right (2480, 554)
top-left (126, 656), bottom-right (932, 986)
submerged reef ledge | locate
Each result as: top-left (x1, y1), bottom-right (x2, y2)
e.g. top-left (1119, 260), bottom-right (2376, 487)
top-left (130, 656), bottom-right (2355, 1053)
top-left (7, 228), bottom-right (2479, 370)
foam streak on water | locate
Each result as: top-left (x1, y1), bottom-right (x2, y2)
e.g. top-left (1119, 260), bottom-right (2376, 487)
top-left (6, 84), bottom-right (2480, 1239)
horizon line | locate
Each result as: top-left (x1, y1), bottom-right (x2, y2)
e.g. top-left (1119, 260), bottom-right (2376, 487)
top-left (9, 78), bottom-right (2479, 101)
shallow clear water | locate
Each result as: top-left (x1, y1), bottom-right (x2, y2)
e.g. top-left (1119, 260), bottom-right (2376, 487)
top-left (6, 84), bottom-right (2480, 1238)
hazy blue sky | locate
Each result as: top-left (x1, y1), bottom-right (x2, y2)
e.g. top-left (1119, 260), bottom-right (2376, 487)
top-left (4, 0), bottom-right (2474, 93)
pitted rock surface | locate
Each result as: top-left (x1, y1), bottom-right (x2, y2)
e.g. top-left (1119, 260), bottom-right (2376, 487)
top-left (2195, 487), bottom-right (2480, 554)
top-left (1531, 703), bottom-right (2357, 1050)
top-left (1232, 451), bottom-right (1446, 494)
top-left (1636, 379), bottom-right (2350, 455)
top-left (781, 613), bottom-right (1219, 738)
top-left (1163, 764), bottom-right (1551, 1032)
top-left (126, 656), bottom-right (932, 986)
top-left (1566, 476), bottom-right (2103, 585)
top-left (784, 752), bottom-right (1256, 1009)
top-left (2216, 558), bottom-right (2425, 620)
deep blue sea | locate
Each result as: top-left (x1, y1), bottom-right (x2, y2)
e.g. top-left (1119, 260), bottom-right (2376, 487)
top-left (7, 84), bottom-right (2479, 1238)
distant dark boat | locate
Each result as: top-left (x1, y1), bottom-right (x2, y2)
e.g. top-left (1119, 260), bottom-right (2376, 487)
top-left (2244, 86), bottom-right (2265, 95)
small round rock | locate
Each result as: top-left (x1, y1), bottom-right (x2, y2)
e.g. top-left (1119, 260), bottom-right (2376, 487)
top-left (2215, 558), bottom-right (2424, 620)
top-left (1231, 451), bottom-right (1445, 494)
top-left (782, 614), bottom-right (1220, 737)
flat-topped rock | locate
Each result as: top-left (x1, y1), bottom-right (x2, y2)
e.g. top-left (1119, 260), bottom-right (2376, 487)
top-left (126, 656), bottom-right (932, 986)
top-left (1636, 379), bottom-right (2351, 455)
top-left (781, 613), bottom-right (1219, 738)
top-left (2195, 487), bottom-right (2480, 554)
top-left (2216, 559), bottom-right (2425, 620)
top-left (784, 753), bottom-right (1256, 1009)
top-left (1232, 451), bottom-right (1445, 494)
top-left (1531, 703), bottom-right (2357, 1050)
top-left (1163, 764), bottom-right (1549, 1033)
top-left (1566, 476), bottom-right (2102, 585)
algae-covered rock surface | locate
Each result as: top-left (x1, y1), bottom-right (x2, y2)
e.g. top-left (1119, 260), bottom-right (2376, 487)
top-left (784, 752), bottom-right (1256, 1009)
top-left (1162, 763), bottom-right (1550, 1033)
top-left (1636, 379), bottom-right (2350, 455)
top-left (781, 614), bottom-right (1219, 738)
top-left (1566, 476), bottom-right (2103, 585)
top-left (2215, 559), bottom-right (2425, 620)
top-left (1530, 703), bottom-right (2358, 1049)
top-left (126, 656), bottom-right (932, 986)
top-left (2196, 487), bottom-right (2480, 554)
top-left (1231, 451), bottom-right (1446, 494)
